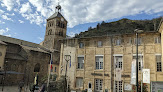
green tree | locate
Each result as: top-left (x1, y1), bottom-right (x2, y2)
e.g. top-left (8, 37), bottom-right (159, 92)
top-left (132, 81), bottom-right (148, 92)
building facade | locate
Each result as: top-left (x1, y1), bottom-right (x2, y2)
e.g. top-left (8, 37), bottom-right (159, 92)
top-left (59, 31), bottom-right (163, 92)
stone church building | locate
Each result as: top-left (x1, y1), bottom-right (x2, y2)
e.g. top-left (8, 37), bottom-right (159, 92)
top-left (0, 4), bottom-right (67, 86)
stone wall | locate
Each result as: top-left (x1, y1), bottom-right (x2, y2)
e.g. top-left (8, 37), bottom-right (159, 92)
top-left (0, 43), bottom-right (7, 71)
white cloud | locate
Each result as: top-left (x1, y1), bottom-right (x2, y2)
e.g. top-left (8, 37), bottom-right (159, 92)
top-left (25, 0), bottom-right (163, 28)
top-left (20, 2), bottom-right (32, 13)
top-left (28, 0), bottom-right (52, 18)
top-left (58, 0), bottom-right (163, 27)
top-left (0, 28), bottom-right (9, 35)
top-left (21, 12), bottom-right (44, 25)
top-left (5, 34), bottom-right (11, 37)
top-left (1, 15), bottom-right (13, 21)
top-left (0, 20), bottom-right (5, 24)
top-left (14, 8), bottom-right (19, 12)
top-left (0, 28), bottom-right (12, 37)
top-left (6, 28), bottom-right (10, 31)
top-left (18, 20), bottom-right (24, 23)
top-left (5, 13), bottom-right (15, 16)
top-left (0, 9), bottom-right (5, 15)
top-left (1, 0), bottom-right (16, 11)
top-left (2, 0), bottom-right (163, 28)
top-left (38, 37), bottom-right (43, 40)
top-left (0, 29), bottom-right (6, 35)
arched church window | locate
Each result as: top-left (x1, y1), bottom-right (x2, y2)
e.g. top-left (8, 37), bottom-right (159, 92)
top-left (48, 29), bottom-right (52, 35)
top-left (34, 63), bottom-right (40, 72)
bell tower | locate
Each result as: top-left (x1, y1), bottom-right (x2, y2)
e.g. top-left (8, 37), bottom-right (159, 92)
top-left (43, 4), bottom-right (67, 51)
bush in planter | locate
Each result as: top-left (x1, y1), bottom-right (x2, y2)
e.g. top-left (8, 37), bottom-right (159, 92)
top-left (132, 81), bottom-right (148, 92)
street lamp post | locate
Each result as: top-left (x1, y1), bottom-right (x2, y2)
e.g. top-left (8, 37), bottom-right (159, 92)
top-left (134, 29), bottom-right (143, 92)
top-left (64, 55), bottom-right (71, 92)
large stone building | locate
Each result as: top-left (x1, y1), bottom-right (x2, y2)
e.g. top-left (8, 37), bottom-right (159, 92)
top-left (59, 22), bottom-right (163, 92)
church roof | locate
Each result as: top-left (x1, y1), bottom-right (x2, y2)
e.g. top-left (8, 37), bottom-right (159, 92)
top-left (21, 45), bottom-right (49, 54)
top-left (0, 40), bottom-right (7, 45)
top-left (0, 35), bottom-right (39, 48)
top-left (0, 35), bottom-right (59, 53)
top-left (47, 12), bottom-right (67, 22)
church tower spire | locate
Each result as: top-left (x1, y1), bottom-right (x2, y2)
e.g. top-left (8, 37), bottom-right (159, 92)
top-left (55, 2), bottom-right (61, 13)
top-left (42, 3), bottom-right (67, 51)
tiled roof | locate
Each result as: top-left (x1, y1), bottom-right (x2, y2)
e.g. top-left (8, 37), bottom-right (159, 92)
top-left (47, 12), bottom-right (67, 22)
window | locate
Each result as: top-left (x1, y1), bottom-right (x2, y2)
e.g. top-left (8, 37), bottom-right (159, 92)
top-left (59, 32), bottom-right (63, 36)
top-left (95, 79), bottom-right (103, 91)
top-left (115, 81), bottom-right (123, 92)
top-left (97, 41), bottom-right (102, 47)
top-left (48, 29), bottom-right (52, 35)
top-left (79, 42), bottom-right (84, 48)
top-left (95, 56), bottom-right (103, 69)
top-left (115, 56), bottom-right (123, 70)
top-left (54, 67), bottom-right (57, 72)
top-left (133, 56), bottom-right (143, 71)
top-left (156, 55), bottom-right (162, 72)
top-left (134, 37), bottom-right (142, 45)
top-left (76, 78), bottom-right (83, 88)
top-left (77, 57), bottom-right (84, 69)
top-left (155, 37), bottom-right (161, 44)
top-left (115, 39), bottom-right (121, 46)
top-left (129, 37), bottom-right (132, 44)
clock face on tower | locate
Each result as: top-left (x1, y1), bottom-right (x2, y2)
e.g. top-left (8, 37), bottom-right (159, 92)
top-left (61, 18), bottom-right (64, 22)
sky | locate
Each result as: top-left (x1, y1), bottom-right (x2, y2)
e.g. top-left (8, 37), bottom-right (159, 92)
top-left (0, 0), bottom-right (163, 44)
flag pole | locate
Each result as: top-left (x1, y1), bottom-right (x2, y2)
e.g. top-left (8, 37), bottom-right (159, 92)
top-left (141, 55), bottom-right (143, 92)
top-left (47, 53), bottom-right (52, 88)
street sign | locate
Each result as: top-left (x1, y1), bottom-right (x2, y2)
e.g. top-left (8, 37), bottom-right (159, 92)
top-left (115, 68), bottom-right (121, 81)
top-left (131, 60), bottom-right (136, 85)
top-left (143, 69), bottom-right (150, 84)
top-left (124, 83), bottom-right (132, 91)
